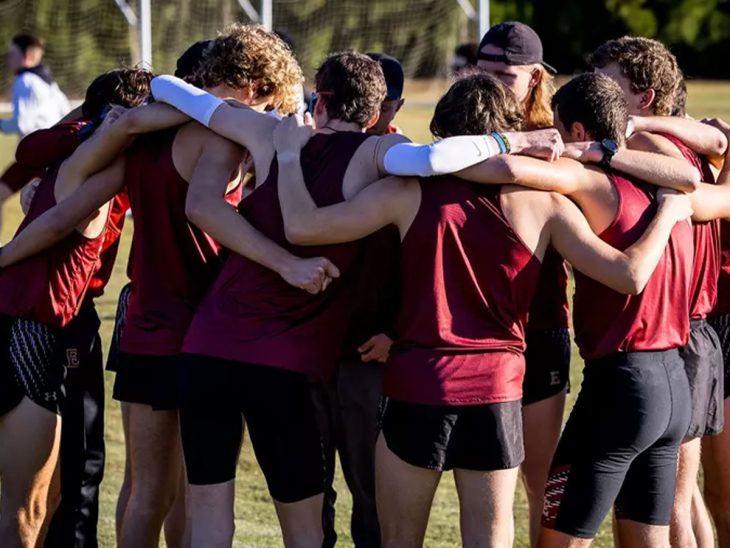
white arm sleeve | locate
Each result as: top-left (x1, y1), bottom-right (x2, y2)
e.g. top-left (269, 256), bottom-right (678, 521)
top-left (382, 135), bottom-right (499, 177)
top-left (151, 75), bottom-right (223, 127)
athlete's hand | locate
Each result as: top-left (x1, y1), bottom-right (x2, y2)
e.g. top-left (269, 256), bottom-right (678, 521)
top-left (19, 177), bottom-right (41, 215)
top-left (280, 256), bottom-right (340, 294)
top-left (657, 188), bottom-right (693, 222)
top-left (358, 333), bottom-right (393, 363)
top-left (506, 128), bottom-right (564, 161)
top-left (99, 105), bottom-right (128, 131)
top-left (274, 113), bottom-right (315, 161)
top-left (561, 141), bottom-right (603, 163)
top-left (702, 117), bottom-right (730, 137)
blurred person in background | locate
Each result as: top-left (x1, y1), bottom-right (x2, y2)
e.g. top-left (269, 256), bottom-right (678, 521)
top-left (1, 33), bottom-right (69, 137)
top-left (451, 42), bottom-right (478, 76)
top-left (0, 33), bottom-right (70, 232)
top-left (367, 53), bottom-right (405, 135)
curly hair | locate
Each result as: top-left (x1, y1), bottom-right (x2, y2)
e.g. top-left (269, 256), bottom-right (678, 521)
top-left (314, 51), bottom-right (386, 128)
top-left (82, 67), bottom-right (152, 119)
top-left (588, 36), bottom-right (680, 116)
top-left (195, 23), bottom-right (304, 115)
top-left (430, 71), bottom-right (524, 139)
top-left (552, 73), bottom-right (628, 145)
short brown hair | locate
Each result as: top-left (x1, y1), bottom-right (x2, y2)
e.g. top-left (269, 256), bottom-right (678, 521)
top-left (195, 23), bottom-right (303, 115)
top-left (11, 33), bottom-right (45, 54)
top-left (314, 51), bottom-right (386, 128)
top-left (82, 67), bottom-right (152, 119)
top-left (430, 71), bottom-right (523, 139)
top-left (552, 73), bottom-right (628, 144)
top-left (588, 36), bottom-right (680, 116)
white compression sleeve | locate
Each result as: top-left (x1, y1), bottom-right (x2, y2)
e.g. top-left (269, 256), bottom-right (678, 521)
top-left (150, 75), bottom-right (223, 127)
top-left (383, 135), bottom-right (499, 177)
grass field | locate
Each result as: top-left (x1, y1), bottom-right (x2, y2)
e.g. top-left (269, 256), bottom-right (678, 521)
top-left (1, 79), bottom-right (729, 547)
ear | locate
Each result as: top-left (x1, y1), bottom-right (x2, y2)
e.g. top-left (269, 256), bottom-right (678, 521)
top-left (367, 111), bottom-right (381, 129)
top-left (570, 121), bottom-right (587, 142)
top-left (528, 68), bottom-right (542, 90)
top-left (314, 95), bottom-right (327, 117)
top-left (395, 98), bottom-right (405, 113)
top-left (639, 88), bottom-right (656, 111)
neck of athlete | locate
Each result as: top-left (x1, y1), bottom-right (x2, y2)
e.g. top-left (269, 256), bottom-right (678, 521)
top-left (317, 117), bottom-right (365, 133)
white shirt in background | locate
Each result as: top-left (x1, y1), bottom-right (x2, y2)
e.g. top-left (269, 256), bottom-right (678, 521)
top-left (0, 71), bottom-right (70, 136)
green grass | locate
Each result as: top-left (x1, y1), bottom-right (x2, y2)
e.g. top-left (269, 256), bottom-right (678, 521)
top-left (1, 79), bottom-right (729, 547)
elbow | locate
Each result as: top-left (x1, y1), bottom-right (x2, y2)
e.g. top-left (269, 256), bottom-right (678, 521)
top-left (284, 223), bottom-right (317, 246)
top-left (711, 133), bottom-right (728, 158)
top-left (184, 195), bottom-right (208, 228)
top-left (680, 171), bottom-right (701, 193)
top-left (623, 269), bottom-right (648, 296)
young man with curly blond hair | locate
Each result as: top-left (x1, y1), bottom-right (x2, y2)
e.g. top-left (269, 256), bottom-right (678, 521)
top-left (590, 36), bottom-right (730, 548)
top-left (0, 24), bottom-right (337, 548)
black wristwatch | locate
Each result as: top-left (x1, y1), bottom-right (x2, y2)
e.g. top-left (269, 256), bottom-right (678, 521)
top-left (599, 138), bottom-right (619, 170)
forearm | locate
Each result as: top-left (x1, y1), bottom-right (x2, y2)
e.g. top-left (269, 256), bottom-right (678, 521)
top-left (277, 154), bottom-right (324, 241)
top-left (0, 206), bottom-right (76, 267)
top-left (383, 135), bottom-right (501, 177)
top-left (186, 197), bottom-right (295, 274)
top-left (151, 75), bottom-right (223, 127)
top-left (610, 148), bottom-right (699, 192)
top-left (633, 116), bottom-right (727, 158)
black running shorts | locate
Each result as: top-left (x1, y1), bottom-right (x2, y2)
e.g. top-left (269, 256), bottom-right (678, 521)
top-left (708, 312), bottom-right (730, 399)
top-left (522, 328), bottom-right (571, 406)
top-left (106, 283), bottom-right (131, 372)
top-left (177, 354), bottom-right (326, 504)
top-left (112, 352), bottom-right (178, 410)
top-left (542, 349), bottom-right (691, 539)
top-left (680, 319), bottom-right (724, 437)
top-left (381, 398), bottom-right (524, 472)
top-left (1, 317), bottom-right (65, 415)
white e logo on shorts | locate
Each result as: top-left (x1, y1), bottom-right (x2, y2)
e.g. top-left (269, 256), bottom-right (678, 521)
top-left (550, 371), bottom-right (561, 386)
top-left (66, 348), bottom-right (80, 368)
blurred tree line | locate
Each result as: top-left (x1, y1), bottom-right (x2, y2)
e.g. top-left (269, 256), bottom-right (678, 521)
top-left (0, 0), bottom-right (728, 98)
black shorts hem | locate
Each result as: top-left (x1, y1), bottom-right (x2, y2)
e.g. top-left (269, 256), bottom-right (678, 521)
top-left (522, 328), bottom-right (571, 406)
top-left (112, 352), bottom-right (178, 410)
top-left (381, 398), bottom-right (524, 472)
top-left (680, 319), bottom-right (724, 438)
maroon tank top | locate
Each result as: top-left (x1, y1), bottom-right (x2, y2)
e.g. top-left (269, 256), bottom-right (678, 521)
top-left (183, 132), bottom-right (371, 381)
top-left (87, 192), bottom-right (129, 299)
top-left (120, 129), bottom-right (241, 356)
top-left (385, 178), bottom-right (542, 405)
top-left (0, 167), bottom-right (106, 327)
top-left (661, 134), bottom-right (720, 320)
top-left (526, 246), bottom-right (570, 331)
top-left (573, 173), bottom-right (693, 360)
top-left (715, 221), bottom-right (730, 316)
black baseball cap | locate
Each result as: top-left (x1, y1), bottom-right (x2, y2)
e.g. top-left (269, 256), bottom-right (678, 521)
top-left (366, 52), bottom-right (404, 100)
top-left (478, 21), bottom-right (556, 74)
top-left (175, 39), bottom-right (212, 79)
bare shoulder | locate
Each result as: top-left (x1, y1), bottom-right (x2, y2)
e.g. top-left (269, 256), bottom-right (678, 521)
top-left (628, 130), bottom-right (681, 156)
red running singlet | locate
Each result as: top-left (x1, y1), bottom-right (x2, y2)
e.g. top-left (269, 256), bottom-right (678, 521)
top-left (0, 167), bottom-right (106, 327)
top-left (385, 178), bottom-right (541, 406)
top-left (183, 132), bottom-right (372, 381)
top-left (119, 128), bottom-right (242, 356)
top-left (572, 173), bottom-right (693, 360)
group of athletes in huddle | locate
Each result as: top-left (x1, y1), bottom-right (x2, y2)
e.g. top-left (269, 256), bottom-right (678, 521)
top-left (0, 18), bottom-right (729, 548)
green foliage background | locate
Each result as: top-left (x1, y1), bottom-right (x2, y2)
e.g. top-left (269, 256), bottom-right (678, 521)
top-left (1, 0), bottom-right (729, 98)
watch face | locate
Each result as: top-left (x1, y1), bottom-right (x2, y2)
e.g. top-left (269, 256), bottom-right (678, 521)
top-left (602, 138), bottom-right (619, 154)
